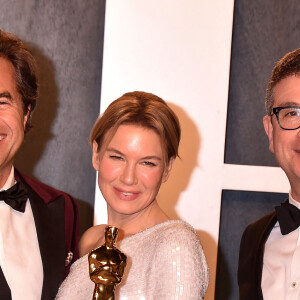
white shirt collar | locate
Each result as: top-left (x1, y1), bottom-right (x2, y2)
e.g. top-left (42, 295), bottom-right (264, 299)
top-left (0, 166), bottom-right (15, 191)
top-left (289, 191), bottom-right (300, 209)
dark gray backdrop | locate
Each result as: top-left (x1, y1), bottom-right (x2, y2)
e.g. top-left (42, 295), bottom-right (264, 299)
top-left (225, 0), bottom-right (300, 167)
top-left (0, 0), bottom-right (106, 234)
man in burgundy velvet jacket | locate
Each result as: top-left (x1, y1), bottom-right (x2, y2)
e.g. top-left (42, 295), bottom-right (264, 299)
top-left (0, 30), bottom-right (79, 299)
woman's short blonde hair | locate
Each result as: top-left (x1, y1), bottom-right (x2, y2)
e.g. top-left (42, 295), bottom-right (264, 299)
top-left (90, 91), bottom-right (181, 166)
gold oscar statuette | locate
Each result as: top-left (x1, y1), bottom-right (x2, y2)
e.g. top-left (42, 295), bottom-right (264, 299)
top-left (88, 226), bottom-right (127, 300)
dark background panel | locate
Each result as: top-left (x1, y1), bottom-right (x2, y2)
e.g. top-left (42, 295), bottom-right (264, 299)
top-left (225, 0), bottom-right (300, 166)
top-left (0, 0), bottom-right (106, 234)
top-left (215, 189), bottom-right (287, 300)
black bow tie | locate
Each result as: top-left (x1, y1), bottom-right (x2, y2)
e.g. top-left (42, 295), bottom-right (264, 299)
top-left (0, 182), bottom-right (28, 213)
top-left (275, 202), bottom-right (300, 235)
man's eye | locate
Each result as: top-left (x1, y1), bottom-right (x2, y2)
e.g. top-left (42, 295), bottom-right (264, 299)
top-left (289, 111), bottom-right (298, 116)
top-left (284, 110), bottom-right (300, 118)
top-left (0, 94), bottom-right (11, 105)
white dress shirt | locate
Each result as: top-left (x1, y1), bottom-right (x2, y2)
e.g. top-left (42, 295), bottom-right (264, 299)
top-left (262, 193), bottom-right (300, 300)
top-left (0, 167), bottom-right (43, 300)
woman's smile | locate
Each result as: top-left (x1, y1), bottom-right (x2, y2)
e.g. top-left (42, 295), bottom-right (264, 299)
top-left (113, 187), bottom-right (140, 201)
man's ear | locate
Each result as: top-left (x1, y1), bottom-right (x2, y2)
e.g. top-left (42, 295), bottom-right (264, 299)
top-left (162, 157), bottom-right (175, 183)
top-left (23, 105), bottom-right (31, 129)
top-left (263, 115), bottom-right (274, 153)
top-left (92, 141), bottom-right (100, 171)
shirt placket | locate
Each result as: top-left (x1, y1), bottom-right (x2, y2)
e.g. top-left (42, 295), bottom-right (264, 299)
top-left (288, 228), bottom-right (300, 299)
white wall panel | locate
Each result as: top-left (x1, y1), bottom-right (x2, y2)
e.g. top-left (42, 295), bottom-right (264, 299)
top-left (95, 1), bottom-right (234, 298)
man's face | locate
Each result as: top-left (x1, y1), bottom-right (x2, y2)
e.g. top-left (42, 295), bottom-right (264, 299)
top-left (263, 75), bottom-right (300, 190)
top-left (0, 57), bottom-right (29, 186)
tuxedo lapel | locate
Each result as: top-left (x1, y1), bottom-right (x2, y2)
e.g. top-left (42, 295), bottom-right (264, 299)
top-left (255, 213), bottom-right (277, 299)
top-left (238, 211), bottom-right (277, 300)
top-left (26, 186), bottom-right (65, 300)
top-left (0, 266), bottom-right (11, 299)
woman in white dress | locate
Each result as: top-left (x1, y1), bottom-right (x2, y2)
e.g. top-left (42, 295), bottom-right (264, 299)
top-left (56, 91), bottom-right (209, 299)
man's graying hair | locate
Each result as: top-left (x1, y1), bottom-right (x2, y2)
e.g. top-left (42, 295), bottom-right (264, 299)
top-left (265, 48), bottom-right (300, 116)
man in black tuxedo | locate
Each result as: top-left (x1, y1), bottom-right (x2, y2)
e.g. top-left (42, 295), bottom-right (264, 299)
top-left (238, 48), bottom-right (300, 299)
top-left (0, 30), bottom-right (79, 299)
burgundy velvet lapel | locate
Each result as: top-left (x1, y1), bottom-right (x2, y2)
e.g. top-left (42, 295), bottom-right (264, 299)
top-left (19, 178), bottom-right (66, 300)
top-left (14, 168), bottom-right (80, 270)
top-left (14, 169), bottom-right (58, 204)
top-left (0, 266), bottom-right (11, 299)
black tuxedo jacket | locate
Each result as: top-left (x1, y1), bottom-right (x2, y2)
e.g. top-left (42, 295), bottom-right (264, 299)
top-left (0, 169), bottom-right (79, 300)
top-left (238, 210), bottom-right (278, 300)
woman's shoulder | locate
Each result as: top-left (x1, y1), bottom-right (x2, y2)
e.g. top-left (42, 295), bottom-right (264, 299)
top-left (79, 224), bottom-right (107, 256)
top-left (153, 220), bottom-right (209, 294)
top-left (155, 220), bottom-right (200, 242)
top-left (125, 220), bottom-right (203, 253)
top-left (119, 220), bottom-right (200, 253)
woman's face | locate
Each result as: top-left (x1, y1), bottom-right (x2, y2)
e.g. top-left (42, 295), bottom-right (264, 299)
top-left (92, 124), bottom-right (173, 217)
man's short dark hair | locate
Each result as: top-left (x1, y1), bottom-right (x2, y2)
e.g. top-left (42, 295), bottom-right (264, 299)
top-left (265, 48), bottom-right (300, 115)
top-left (0, 30), bottom-right (38, 132)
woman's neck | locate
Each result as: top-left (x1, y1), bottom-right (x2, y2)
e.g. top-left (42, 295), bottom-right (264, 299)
top-left (107, 201), bottom-right (169, 240)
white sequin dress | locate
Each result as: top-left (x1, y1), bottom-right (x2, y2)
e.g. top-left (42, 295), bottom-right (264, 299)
top-left (56, 220), bottom-right (209, 299)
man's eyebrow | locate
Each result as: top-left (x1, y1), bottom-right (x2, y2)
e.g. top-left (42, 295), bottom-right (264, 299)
top-left (277, 101), bottom-right (300, 107)
top-left (0, 92), bottom-right (12, 99)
